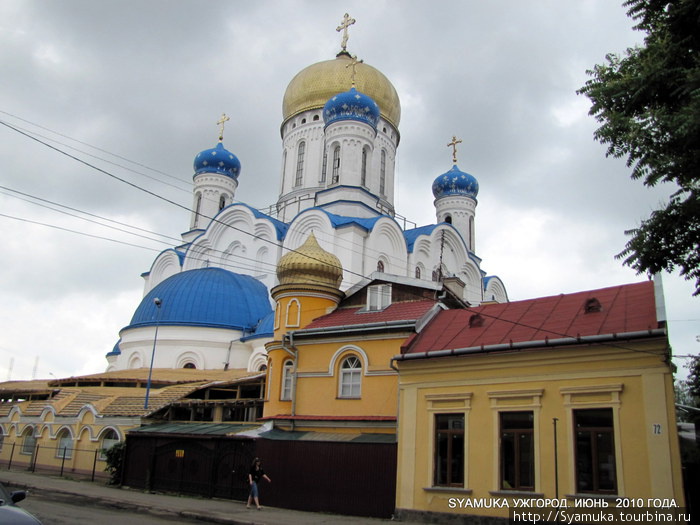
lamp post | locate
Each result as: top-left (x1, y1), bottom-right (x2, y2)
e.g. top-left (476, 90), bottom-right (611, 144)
top-left (144, 297), bottom-right (162, 410)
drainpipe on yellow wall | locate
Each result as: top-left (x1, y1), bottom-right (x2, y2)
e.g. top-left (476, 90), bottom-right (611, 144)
top-left (282, 332), bottom-right (298, 431)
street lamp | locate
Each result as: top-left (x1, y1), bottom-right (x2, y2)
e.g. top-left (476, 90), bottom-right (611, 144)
top-left (144, 297), bottom-right (162, 410)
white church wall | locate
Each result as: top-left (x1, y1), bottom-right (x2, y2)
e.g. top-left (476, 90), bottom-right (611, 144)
top-left (115, 325), bottom-right (250, 371)
top-left (144, 249), bottom-right (183, 294)
top-left (365, 218), bottom-right (408, 277)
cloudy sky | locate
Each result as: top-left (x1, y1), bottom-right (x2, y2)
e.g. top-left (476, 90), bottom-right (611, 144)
top-left (0, 1), bottom-right (697, 381)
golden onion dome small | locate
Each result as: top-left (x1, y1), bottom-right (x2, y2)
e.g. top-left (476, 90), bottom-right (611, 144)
top-left (277, 232), bottom-right (343, 288)
top-left (282, 52), bottom-right (401, 128)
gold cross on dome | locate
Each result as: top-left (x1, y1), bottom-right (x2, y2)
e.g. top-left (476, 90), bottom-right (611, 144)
top-left (217, 113), bottom-right (230, 142)
top-left (346, 55), bottom-right (364, 87)
top-left (336, 13), bottom-right (356, 52)
top-left (447, 135), bottom-right (463, 164)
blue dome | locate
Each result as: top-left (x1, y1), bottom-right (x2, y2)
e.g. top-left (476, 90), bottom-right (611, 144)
top-left (432, 165), bottom-right (479, 199)
top-left (125, 268), bottom-right (271, 332)
top-left (193, 142), bottom-right (241, 179)
top-left (323, 87), bottom-right (380, 129)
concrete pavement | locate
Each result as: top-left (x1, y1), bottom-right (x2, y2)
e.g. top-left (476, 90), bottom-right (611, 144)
top-left (0, 469), bottom-right (417, 524)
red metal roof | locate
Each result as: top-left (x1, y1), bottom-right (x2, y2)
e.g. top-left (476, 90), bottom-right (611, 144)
top-left (304, 299), bottom-right (437, 329)
top-left (403, 281), bottom-right (659, 355)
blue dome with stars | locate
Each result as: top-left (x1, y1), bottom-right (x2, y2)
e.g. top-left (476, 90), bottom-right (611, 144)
top-left (193, 142), bottom-right (241, 179)
top-left (432, 165), bottom-right (479, 199)
top-left (323, 87), bottom-right (380, 130)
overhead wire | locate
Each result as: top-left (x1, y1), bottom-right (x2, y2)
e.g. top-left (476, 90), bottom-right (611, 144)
top-left (1, 116), bottom-right (675, 359)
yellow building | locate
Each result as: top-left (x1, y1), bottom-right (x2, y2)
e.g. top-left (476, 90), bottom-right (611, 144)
top-left (393, 281), bottom-right (685, 522)
top-left (0, 368), bottom-right (262, 480)
top-left (263, 232), bottom-right (462, 435)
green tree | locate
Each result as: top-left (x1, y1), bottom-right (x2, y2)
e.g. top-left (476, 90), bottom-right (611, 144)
top-left (578, 0), bottom-right (700, 295)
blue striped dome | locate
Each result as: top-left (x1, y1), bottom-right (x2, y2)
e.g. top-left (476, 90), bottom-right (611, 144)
top-left (126, 268), bottom-right (271, 332)
top-left (323, 87), bottom-right (380, 129)
top-left (194, 142), bottom-right (241, 179)
top-left (432, 165), bottom-right (479, 199)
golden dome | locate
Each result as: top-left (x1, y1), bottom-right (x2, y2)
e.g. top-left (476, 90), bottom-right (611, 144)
top-left (277, 232), bottom-right (343, 288)
top-left (282, 52), bottom-right (401, 128)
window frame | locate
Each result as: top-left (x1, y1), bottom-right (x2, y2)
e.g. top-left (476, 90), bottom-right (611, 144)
top-left (21, 428), bottom-right (36, 455)
top-left (338, 355), bottom-right (362, 399)
top-left (281, 359), bottom-right (294, 401)
top-left (98, 429), bottom-right (120, 461)
top-left (499, 411), bottom-right (535, 491)
top-left (434, 413), bottom-right (465, 487)
top-left (55, 429), bottom-right (73, 459)
top-left (379, 149), bottom-right (386, 195)
top-left (367, 283), bottom-right (391, 311)
top-left (331, 145), bottom-right (341, 183)
top-left (295, 141), bottom-right (306, 187)
top-left (574, 408), bottom-right (617, 494)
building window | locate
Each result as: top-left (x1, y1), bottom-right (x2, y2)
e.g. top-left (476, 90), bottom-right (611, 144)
top-left (574, 408), bottom-right (617, 494)
top-left (295, 141), bottom-right (305, 186)
top-left (56, 429), bottom-right (73, 459)
top-left (21, 428), bottom-right (36, 455)
top-left (500, 411), bottom-right (534, 491)
top-left (434, 413), bottom-right (464, 487)
top-left (281, 150), bottom-right (287, 188)
top-left (380, 149), bottom-right (386, 195)
top-left (339, 355), bottom-right (362, 398)
top-left (0, 430), bottom-right (4, 451)
top-left (361, 146), bottom-right (368, 186)
top-left (415, 266), bottom-right (421, 279)
top-left (183, 362), bottom-right (196, 369)
top-left (219, 195), bottom-right (226, 211)
top-left (367, 284), bottom-right (391, 311)
top-left (331, 145), bottom-right (341, 183)
top-left (376, 260), bottom-right (384, 273)
top-left (99, 429), bottom-right (120, 461)
top-left (286, 298), bottom-right (301, 327)
top-left (320, 149), bottom-right (327, 183)
top-left (281, 360), bottom-right (294, 401)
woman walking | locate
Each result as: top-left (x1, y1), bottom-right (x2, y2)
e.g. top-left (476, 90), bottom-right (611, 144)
top-left (247, 457), bottom-right (271, 510)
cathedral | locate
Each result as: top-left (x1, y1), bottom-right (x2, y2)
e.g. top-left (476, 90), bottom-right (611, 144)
top-left (106, 17), bottom-right (508, 374)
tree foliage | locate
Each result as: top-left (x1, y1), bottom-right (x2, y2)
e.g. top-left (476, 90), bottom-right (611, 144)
top-left (578, 0), bottom-right (700, 295)
top-left (102, 441), bottom-right (126, 485)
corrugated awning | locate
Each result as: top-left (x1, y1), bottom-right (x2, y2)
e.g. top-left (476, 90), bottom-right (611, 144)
top-left (128, 422), bottom-right (260, 437)
top-left (259, 428), bottom-right (396, 444)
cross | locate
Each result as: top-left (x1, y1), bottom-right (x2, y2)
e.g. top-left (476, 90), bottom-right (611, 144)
top-left (447, 135), bottom-right (463, 164)
top-left (217, 113), bottom-right (230, 142)
top-left (336, 13), bottom-right (356, 52)
top-left (346, 55), bottom-right (364, 87)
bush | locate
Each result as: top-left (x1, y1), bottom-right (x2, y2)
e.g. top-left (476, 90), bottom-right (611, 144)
top-left (102, 441), bottom-right (126, 485)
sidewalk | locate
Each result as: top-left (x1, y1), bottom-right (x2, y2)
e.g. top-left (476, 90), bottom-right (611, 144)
top-left (0, 470), bottom-right (414, 525)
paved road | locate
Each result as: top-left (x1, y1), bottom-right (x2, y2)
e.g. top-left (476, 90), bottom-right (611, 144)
top-left (19, 496), bottom-right (204, 525)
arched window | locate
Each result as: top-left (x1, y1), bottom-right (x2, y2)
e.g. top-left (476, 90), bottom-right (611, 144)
top-left (339, 355), bottom-right (362, 398)
top-left (192, 193), bottom-right (202, 228)
top-left (295, 141), bottom-right (305, 186)
top-left (320, 148), bottom-right (328, 183)
top-left (380, 149), bottom-right (387, 195)
top-left (469, 216), bottom-right (475, 251)
top-left (361, 146), bottom-right (369, 186)
top-left (56, 429), bottom-right (72, 459)
top-left (281, 150), bottom-right (287, 188)
top-left (331, 145), bottom-right (341, 183)
top-left (281, 360), bottom-right (294, 401)
top-left (21, 428), bottom-right (36, 455)
top-left (0, 429), bottom-right (4, 451)
top-left (415, 266), bottom-right (421, 279)
top-left (377, 260), bottom-right (385, 273)
top-left (99, 429), bottom-right (120, 460)
top-left (183, 362), bottom-right (196, 369)
top-left (286, 298), bottom-right (301, 327)
top-left (313, 114), bottom-right (320, 121)
top-left (445, 214), bottom-right (452, 225)
top-left (219, 195), bottom-right (226, 211)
